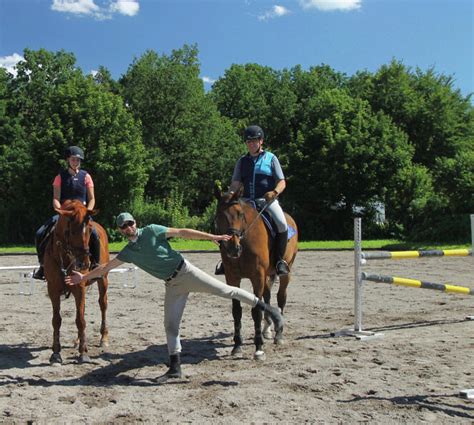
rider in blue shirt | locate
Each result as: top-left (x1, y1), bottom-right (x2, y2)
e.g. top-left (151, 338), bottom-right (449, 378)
top-left (216, 125), bottom-right (290, 276)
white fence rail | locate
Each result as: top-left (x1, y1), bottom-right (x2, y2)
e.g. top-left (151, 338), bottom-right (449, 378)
top-left (0, 265), bottom-right (139, 295)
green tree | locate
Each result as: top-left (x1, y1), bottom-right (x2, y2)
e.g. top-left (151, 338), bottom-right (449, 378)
top-left (210, 63), bottom-right (298, 149)
top-left (348, 60), bottom-right (474, 239)
top-left (2, 48), bottom-right (147, 242)
top-left (120, 45), bottom-right (241, 211)
top-left (286, 88), bottom-right (418, 239)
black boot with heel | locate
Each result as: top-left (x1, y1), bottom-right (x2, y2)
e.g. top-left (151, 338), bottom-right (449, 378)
top-left (275, 230), bottom-right (290, 276)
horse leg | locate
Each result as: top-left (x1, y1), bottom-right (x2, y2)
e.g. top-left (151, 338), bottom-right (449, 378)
top-left (251, 304), bottom-right (265, 361)
top-left (231, 299), bottom-right (243, 356)
top-left (97, 278), bottom-right (109, 348)
top-left (273, 274), bottom-right (290, 345)
top-left (73, 287), bottom-right (90, 363)
top-left (262, 277), bottom-right (274, 340)
top-left (49, 291), bottom-right (63, 365)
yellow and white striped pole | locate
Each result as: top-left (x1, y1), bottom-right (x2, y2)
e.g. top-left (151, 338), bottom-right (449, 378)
top-left (362, 273), bottom-right (473, 296)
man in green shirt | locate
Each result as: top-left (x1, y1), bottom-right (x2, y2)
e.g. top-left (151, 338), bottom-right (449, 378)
top-left (65, 212), bottom-right (283, 381)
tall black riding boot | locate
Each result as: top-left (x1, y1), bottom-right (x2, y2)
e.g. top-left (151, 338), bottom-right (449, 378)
top-left (89, 231), bottom-right (101, 269)
top-left (275, 230), bottom-right (290, 276)
top-left (33, 263), bottom-right (45, 280)
top-left (33, 235), bottom-right (45, 280)
top-left (214, 261), bottom-right (225, 275)
top-left (166, 353), bottom-right (182, 378)
top-left (215, 241), bottom-right (225, 275)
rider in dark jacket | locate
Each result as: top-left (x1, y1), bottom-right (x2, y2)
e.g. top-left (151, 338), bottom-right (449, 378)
top-left (33, 146), bottom-right (101, 280)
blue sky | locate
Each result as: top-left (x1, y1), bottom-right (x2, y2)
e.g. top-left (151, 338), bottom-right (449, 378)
top-left (0, 0), bottom-right (472, 97)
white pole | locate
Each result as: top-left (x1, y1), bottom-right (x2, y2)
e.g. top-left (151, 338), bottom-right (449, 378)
top-left (354, 217), bottom-right (363, 332)
top-left (471, 214), bottom-right (473, 254)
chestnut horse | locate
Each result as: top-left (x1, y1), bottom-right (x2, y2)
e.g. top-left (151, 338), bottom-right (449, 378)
top-left (214, 188), bottom-right (298, 360)
top-left (43, 200), bottom-right (109, 364)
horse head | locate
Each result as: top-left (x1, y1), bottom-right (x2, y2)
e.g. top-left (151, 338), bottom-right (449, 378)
top-left (215, 187), bottom-right (247, 259)
top-left (55, 200), bottom-right (96, 273)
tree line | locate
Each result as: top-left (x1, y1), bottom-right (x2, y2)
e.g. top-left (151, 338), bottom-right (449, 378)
top-left (0, 45), bottom-right (472, 244)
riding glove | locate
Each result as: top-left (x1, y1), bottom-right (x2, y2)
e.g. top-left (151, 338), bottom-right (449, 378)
top-left (264, 190), bottom-right (279, 203)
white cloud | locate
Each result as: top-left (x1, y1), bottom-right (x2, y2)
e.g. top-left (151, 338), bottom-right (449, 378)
top-left (51, 0), bottom-right (139, 19)
top-left (299, 0), bottom-right (361, 11)
top-left (51, 0), bottom-right (100, 15)
top-left (0, 53), bottom-right (24, 76)
top-left (258, 5), bottom-right (291, 21)
top-left (202, 76), bottom-right (216, 85)
top-left (109, 0), bottom-right (139, 16)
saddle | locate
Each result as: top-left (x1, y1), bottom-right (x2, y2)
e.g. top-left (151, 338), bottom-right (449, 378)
top-left (38, 221), bottom-right (101, 267)
top-left (249, 200), bottom-right (296, 241)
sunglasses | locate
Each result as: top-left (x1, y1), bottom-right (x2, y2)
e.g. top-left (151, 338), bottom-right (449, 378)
top-left (119, 221), bottom-right (135, 230)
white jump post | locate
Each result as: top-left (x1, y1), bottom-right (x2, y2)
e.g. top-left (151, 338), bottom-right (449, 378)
top-left (468, 213), bottom-right (474, 320)
top-left (334, 213), bottom-right (474, 339)
top-left (331, 217), bottom-right (382, 339)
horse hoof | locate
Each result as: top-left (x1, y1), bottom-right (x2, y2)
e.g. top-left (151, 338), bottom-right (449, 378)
top-left (78, 355), bottom-right (91, 364)
top-left (263, 328), bottom-right (272, 339)
top-left (231, 346), bottom-right (243, 357)
top-left (49, 353), bottom-right (63, 365)
top-left (274, 337), bottom-right (284, 345)
top-left (254, 350), bottom-right (266, 361)
top-left (100, 340), bottom-right (109, 348)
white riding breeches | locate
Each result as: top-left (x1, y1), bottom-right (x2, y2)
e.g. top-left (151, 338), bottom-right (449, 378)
top-left (163, 260), bottom-right (259, 355)
top-left (259, 198), bottom-right (288, 233)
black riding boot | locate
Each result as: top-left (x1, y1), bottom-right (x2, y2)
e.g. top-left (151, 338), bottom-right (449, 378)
top-left (215, 261), bottom-right (225, 275)
top-left (89, 231), bottom-right (101, 269)
top-left (33, 236), bottom-right (45, 280)
top-left (256, 300), bottom-right (284, 333)
top-left (275, 230), bottom-right (290, 276)
top-left (33, 264), bottom-right (45, 280)
top-left (215, 241), bottom-right (225, 275)
top-left (166, 353), bottom-right (182, 378)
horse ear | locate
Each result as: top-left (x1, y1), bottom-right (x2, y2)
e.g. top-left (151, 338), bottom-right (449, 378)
top-left (57, 208), bottom-right (74, 217)
top-left (214, 181), bottom-right (223, 200)
top-left (88, 208), bottom-right (99, 217)
top-left (236, 186), bottom-right (243, 198)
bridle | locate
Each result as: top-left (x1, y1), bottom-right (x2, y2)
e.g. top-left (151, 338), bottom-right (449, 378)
top-left (55, 216), bottom-right (91, 276)
top-left (217, 199), bottom-right (266, 241)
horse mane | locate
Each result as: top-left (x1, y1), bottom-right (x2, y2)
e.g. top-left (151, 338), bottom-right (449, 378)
top-left (59, 200), bottom-right (89, 225)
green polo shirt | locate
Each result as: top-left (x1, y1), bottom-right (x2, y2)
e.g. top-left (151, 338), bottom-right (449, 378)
top-left (117, 224), bottom-right (183, 281)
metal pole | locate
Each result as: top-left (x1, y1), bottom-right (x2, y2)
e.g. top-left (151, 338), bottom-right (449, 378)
top-left (354, 217), bottom-right (363, 332)
top-left (471, 214), bottom-right (473, 255)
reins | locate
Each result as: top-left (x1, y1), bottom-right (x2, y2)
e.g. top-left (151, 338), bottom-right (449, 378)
top-left (240, 198), bottom-right (276, 240)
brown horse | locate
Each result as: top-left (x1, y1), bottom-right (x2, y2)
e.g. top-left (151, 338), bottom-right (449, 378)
top-left (214, 188), bottom-right (298, 360)
top-left (43, 199), bottom-right (110, 364)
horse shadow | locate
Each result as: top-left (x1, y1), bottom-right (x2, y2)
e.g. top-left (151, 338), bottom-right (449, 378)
top-left (0, 343), bottom-right (50, 369)
top-left (0, 331), bottom-right (237, 387)
top-left (340, 393), bottom-right (474, 420)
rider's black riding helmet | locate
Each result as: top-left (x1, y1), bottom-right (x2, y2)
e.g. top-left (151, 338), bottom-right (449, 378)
top-left (65, 146), bottom-right (85, 160)
top-left (244, 125), bottom-right (264, 140)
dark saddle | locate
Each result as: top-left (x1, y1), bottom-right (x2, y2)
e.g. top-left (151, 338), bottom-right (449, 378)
top-left (248, 200), bottom-right (296, 241)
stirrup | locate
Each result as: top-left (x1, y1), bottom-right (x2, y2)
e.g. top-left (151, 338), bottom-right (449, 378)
top-left (276, 260), bottom-right (290, 276)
